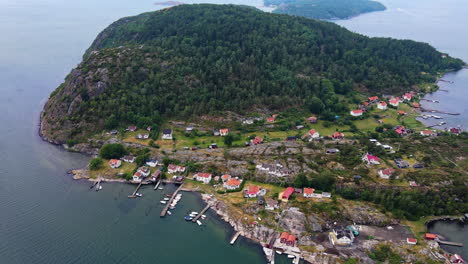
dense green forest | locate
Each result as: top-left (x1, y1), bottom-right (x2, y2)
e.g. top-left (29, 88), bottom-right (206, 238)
top-left (265, 0), bottom-right (386, 20)
top-left (42, 4), bottom-right (463, 142)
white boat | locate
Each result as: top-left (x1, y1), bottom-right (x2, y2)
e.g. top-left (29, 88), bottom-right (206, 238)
top-left (96, 185), bottom-right (102, 191)
top-left (276, 250), bottom-right (282, 254)
top-left (196, 220), bottom-right (202, 226)
top-left (163, 198), bottom-right (170, 201)
top-left (160, 201), bottom-right (167, 204)
top-left (170, 206), bottom-right (176, 210)
top-left (191, 212), bottom-right (199, 215)
top-left (136, 193), bottom-right (142, 197)
top-left (189, 214), bottom-right (196, 217)
top-left (158, 187), bottom-right (164, 190)
top-left (287, 255), bottom-right (295, 259)
top-left (167, 211), bottom-right (172, 215)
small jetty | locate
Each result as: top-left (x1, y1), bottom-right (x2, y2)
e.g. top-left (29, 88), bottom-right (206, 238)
top-left (128, 182), bottom-right (143, 198)
top-left (230, 231), bottom-right (241, 245)
top-left (421, 108), bottom-right (460, 115)
top-left (192, 204), bottom-right (211, 222)
top-left (420, 99), bottom-right (439, 103)
top-left (153, 180), bottom-right (161, 190)
top-left (438, 79), bottom-right (454, 84)
top-left (160, 183), bottom-right (184, 217)
top-left (436, 238), bottom-right (463, 247)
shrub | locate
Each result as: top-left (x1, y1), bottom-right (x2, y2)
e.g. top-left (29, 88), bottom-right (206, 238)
top-left (100, 144), bottom-right (127, 159)
top-left (89, 158), bottom-right (103, 171)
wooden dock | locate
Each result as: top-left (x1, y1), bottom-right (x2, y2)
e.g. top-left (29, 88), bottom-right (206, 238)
top-left (436, 239), bottom-right (463, 247)
top-left (153, 180), bottom-right (161, 190)
top-left (128, 182), bottom-right (142, 198)
top-left (160, 183), bottom-right (184, 217)
top-left (230, 231), bottom-right (241, 245)
top-left (192, 204), bottom-right (211, 223)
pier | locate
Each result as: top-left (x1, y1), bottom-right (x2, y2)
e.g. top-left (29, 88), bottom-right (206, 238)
top-left (192, 204), bottom-right (211, 222)
top-left (230, 231), bottom-right (241, 245)
top-left (436, 238), bottom-right (463, 247)
top-left (153, 180), bottom-right (161, 190)
top-left (421, 108), bottom-right (460, 115)
top-left (128, 182), bottom-right (142, 198)
top-left (160, 183), bottom-right (184, 217)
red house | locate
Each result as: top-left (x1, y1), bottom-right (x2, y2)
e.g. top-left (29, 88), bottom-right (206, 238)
top-left (286, 234), bottom-right (296, 246)
top-left (282, 187), bottom-right (295, 200)
top-left (280, 232), bottom-right (289, 243)
top-left (424, 233), bottom-right (437, 240)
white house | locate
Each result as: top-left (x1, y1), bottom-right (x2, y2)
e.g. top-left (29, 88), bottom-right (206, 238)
top-left (389, 98), bottom-right (399, 107)
top-left (322, 192), bottom-right (332, 198)
top-left (420, 130), bottom-right (433, 136)
top-left (146, 159), bottom-right (158, 167)
top-left (305, 129), bottom-right (320, 141)
top-left (167, 164), bottom-right (186, 174)
top-left (350, 110), bottom-right (363, 117)
top-left (377, 102), bottom-right (387, 110)
top-left (224, 178), bottom-right (242, 190)
top-left (162, 129), bottom-right (173, 140)
top-left (195, 172), bottom-right (212, 184)
top-left (330, 228), bottom-right (354, 246)
top-left (303, 188), bottom-right (315, 198)
top-left (378, 168), bottom-right (395, 179)
top-left (132, 172), bottom-right (143, 182)
top-left (109, 159), bottom-right (122, 168)
top-left (362, 153), bottom-right (380, 165)
top-left (137, 166), bottom-right (151, 177)
top-left (220, 128), bottom-right (229, 136)
top-left (265, 198), bottom-right (279, 210)
top-left (244, 185), bottom-right (261, 198)
top-left (122, 155), bottom-right (136, 163)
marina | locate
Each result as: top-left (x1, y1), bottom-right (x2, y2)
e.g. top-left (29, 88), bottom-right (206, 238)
top-left (160, 183), bottom-right (184, 217)
top-left (128, 182), bottom-right (143, 198)
top-left (192, 204), bottom-right (211, 222)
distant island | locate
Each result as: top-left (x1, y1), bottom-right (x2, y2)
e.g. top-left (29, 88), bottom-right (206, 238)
top-left (265, 0), bottom-right (386, 20)
top-left (154, 1), bottom-right (185, 6)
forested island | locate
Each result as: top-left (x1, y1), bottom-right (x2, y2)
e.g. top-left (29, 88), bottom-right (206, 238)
top-left (40, 5), bottom-right (467, 264)
top-left (265, 0), bottom-right (386, 20)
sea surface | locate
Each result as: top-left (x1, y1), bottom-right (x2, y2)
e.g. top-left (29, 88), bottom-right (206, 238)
top-left (428, 220), bottom-right (467, 260)
top-left (0, 0), bottom-right (467, 263)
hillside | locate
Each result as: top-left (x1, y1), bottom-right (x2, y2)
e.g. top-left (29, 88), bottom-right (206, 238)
top-left (40, 4), bottom-right (463, 144)
top-left (265, 0), bottom-right (386, 20)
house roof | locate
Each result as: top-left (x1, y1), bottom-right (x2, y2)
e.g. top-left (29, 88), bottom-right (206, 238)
top-left (351, 110), bottom-right (363, 114)
top-left (287, 234), bottom-right (296, 242)
top-left (252, 136), bottom-right (263, 144)
top-left (379, 102), bottom-right (387, 106)
top-left (109, 159), bottom-right (120, 165)
top-left (168, 164), bottom-right (178, 170)
top-left (407, 238), bottom-right (417, 243)
top-left (425, 233), bottom-right (437, 239)
top-left (225, 178), bottom-right (241, 186)
top-left (308, 116), bottom-right (317, 120)
top-left (380, 168), bottom-right (395, 175)
top-left (196, 172), bottom-right (212, 178)
top-left (220, 128), bottom-right (229, 133)
top-left (368, 96), bottom-right (379, 101)
top-left (246, 185), bottom-right (260, 195)
top-left (123, 155), bottom-right (135, 160)
top-left (363, 102), bottom-right (369, 106)
top-left (333, 132), bottom-right (344, 138)
top-left (308, 129), bottom-right (318, 135)
top-left (267, 117), bottom-right (275, 122)
top-left (162, 128), bottom-right (172, 134)
top-left (280, 232), bottom-right (289, 240)
top-left (133, 171), bottom-right (141, 177)
top-left (421, 130), bottom-right (433, 135)
top-left (303, 188), bottom-right (315, 194)
top-left (282, 187), bottom-right (295, 198)
top-left (221, 174), bottom-right (231, 180)
top-left (398, 110), bottom-right (406, 115)
top-left (366, 154), bottom-right (379, 161)
top-left (413, 102), bottom-right (420, 108)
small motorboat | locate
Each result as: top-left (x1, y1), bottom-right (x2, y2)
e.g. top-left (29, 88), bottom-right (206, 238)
top-left (96, 185), bottom-right (102, 191)
top-left (160, 201), bottom-right (167, 204)
top-left (276, 250), bottom-right (282, 255)
top-left (170, 206), bottom-right (176, 210)
top-left (136, 193), bottom-right (143, 197)
top-left (287, 255), bottom-right (295, 259)
top-left (191, 212), bottom-right (199, 215)
top-left (184, 216), bottom-right (193, 221)
top-left (163, 198), bottom-right (170, 201)
top-left (158, 187), bottom-right (164, 190)
top-left (201, 215), bottom-right (206, 220)
top-left (197, 220), bottom-right (202, 226)
top-left (167, 211), bottom-right (172, 215)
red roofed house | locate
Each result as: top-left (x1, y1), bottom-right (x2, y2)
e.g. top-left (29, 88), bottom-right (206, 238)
top-left (286, 234), bottom-right (296, 246)
top-left (363, 102), bottom-right (369, 106)
top-left (409, 181), bottom-right (420, 187)
top-left (350, 110), bottom-right (363, 117)
top-left (303, 188), bottom-right (315, 198)
top-left (245, 185), bottom-right (260, 198)
top-left (389, 98), bottom-right (400, 107)
top-left (362, 153), bottom-right (380, 165)
top-left (280, 232), bottom-right (289, 243)
top-left (395, 126), bottom-right (407, 135)
top-left (420, 130), bottom-right (433, 136)
top-left (406, 238), bottom-right (417, 245)
top-left (368, 96), bottom-right (379, 103)
top-left (168, 164), bottom-right (186, 174)
top-left (413, 102), bottom-right (420, 108)
top-left (224, 178), bottom-right (242, 190)
top-left (331, 132), bottom-right (344, 140)
top-left (378, 168), bottom-right (396, 179)
top-left (424, 233), bottom-right (437, 240)
top-left (304, 129), bottom-right (320, 141)
top-left (195, 172), bottom-right (212, 184)
top-left (281, 187), bottom-right (295, 201)
top-left (398, 110), bottom-right (406, 115)
top-left (403, 93), bottom-right (413, 101)
top-left (220, 128), bottom-right (229, 136)
top-left (132, 171), bottom-right (143, 182)
top-left (221, 174), bottom-right (231, 182)
top-left (109, 159), bottom-right (122, 169)
top-left (449, 127), bottom-right (462, 134)
top-left (450, 254), bottom-right (464, 263)
top-left (267, 116), bottom-right (276, 123)
top-left (377, 101), bottom-right (387, 110)
top-left (308, 116), bottom-right (317, 124)
top-left (251, 136), bottom-right (263, 145)
top-left (127, 126), bottom-right (137, 132)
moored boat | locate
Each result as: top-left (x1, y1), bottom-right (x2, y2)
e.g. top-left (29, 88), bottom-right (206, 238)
top-left (160, 201), bottom-right (166, 204)
top-left (196, 220), bottom-right (202, 226)
top-left (184, 216), bottom-right (193, 221)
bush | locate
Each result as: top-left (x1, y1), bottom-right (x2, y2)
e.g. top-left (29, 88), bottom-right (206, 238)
top-left (100, 144), bottom-right (127, 159)
top-left (89, 158), bottom-right (103, 170)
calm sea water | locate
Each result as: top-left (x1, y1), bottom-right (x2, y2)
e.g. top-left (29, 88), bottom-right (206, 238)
top-left (0, 0), bottom-right (466, 263)
top-left (336, 0), bottom-right (468, 130)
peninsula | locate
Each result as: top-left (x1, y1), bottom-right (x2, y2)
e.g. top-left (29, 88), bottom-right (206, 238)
top-left (41, 4), bottom-right (467, 264)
